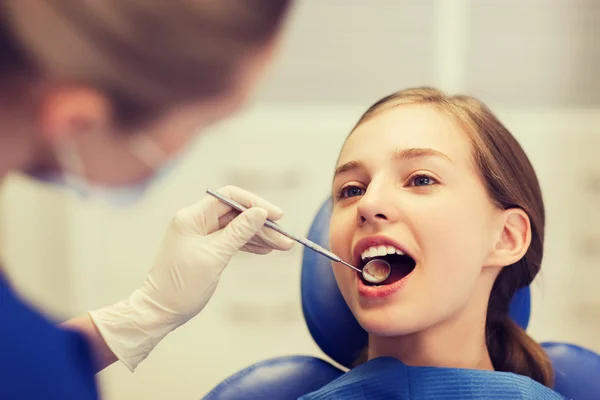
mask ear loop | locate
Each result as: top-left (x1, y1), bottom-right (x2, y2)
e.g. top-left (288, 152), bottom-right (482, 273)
top-left (127, 136), bottom-right (170, 172)
top-left (54, 138), bottom-right (86, 176)
top-left (53, 138), bottom-right (93, 197)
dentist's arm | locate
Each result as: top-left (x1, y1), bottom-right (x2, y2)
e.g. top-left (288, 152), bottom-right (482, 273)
top-left (60, 315), bottom-right (118, 372)
top-left (61, 186), bottom-right (294, 373)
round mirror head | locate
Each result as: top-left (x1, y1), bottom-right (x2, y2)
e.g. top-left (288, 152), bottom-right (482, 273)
top-left (362, 259), bottom-right (391, 284)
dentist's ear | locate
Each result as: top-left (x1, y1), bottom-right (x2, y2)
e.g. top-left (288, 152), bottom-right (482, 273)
top-left (38, 85), bottom-right (112, 143)
top-left (484, 208), bottom-right (531, 269)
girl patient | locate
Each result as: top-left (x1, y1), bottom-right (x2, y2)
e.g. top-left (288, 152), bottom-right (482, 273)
top-left (309, 87), bottom-right (564, 398)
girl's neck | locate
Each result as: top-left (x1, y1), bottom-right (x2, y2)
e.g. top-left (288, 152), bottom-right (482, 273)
top-left (368, 323), bottom-right (494, 371)
top-left (367, 291), bottom-right (494, 371)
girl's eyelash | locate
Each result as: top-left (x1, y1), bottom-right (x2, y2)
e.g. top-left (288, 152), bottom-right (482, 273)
top-left (336, 184), bottom-right (365, 199)
top-left (408, 173), bottom-right (438, 186)
top-left (335, 173), bottom-right (438, 199)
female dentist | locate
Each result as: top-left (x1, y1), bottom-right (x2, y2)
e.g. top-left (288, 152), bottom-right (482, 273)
top-left (0, 1), bottom-right (294, 398)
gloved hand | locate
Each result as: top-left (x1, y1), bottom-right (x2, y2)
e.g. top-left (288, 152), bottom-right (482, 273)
top-left (88, 186), bottom-right (294, 371)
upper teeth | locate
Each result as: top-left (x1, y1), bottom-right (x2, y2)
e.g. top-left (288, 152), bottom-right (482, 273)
top-left (361, 245), bottom-right (404, 261)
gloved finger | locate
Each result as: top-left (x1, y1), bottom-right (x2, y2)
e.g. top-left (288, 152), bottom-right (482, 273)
top-left (219, 207), bottom-right (269, 252)
top-left (252, 228), bottom-right (295, 251)
top-left (240, 243), bottom-right (273, 255)
top-left (218, 209), bottom-right (241, 230)
top-left (219, 210), bottom-right (294, 252)
top-left (174, 186), bottom-right (284, 236)
top-left (211, 186), bottom-right (284, 220)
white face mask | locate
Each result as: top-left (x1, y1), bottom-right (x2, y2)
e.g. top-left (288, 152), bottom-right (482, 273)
top-left (39, 136), bottom-right (174, 207)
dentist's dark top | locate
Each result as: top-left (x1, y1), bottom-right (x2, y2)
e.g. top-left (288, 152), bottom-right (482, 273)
top-left (0, 272), bottom-right (99, 399)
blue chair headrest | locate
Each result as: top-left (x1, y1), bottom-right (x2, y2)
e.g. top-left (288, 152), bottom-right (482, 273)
top-left (301, 198), bottom-right (531, 369)
top-left (542, 342), bottom-right (600, 399)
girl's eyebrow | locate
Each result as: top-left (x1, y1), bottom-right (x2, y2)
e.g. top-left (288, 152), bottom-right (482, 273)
top-left (334, 147), bottom-right (452, 178)
top-left (392, 147), bottom-right (452, 163)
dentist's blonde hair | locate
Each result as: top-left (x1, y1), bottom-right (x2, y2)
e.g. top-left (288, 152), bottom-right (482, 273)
top-left (351, 87), bottom-right (553, 388)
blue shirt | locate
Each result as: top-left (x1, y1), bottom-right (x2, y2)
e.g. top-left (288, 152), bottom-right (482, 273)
top-left (0, 273), bottom-right (99, 399)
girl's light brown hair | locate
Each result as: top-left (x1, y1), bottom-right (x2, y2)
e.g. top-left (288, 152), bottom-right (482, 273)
top-left (0, 0), bottom-right (291, 127)
top-left (350, 87), bottom-right (553, 387)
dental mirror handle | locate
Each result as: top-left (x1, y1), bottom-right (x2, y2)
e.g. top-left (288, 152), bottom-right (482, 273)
top-left (206, 188), bottom-right (362, 273)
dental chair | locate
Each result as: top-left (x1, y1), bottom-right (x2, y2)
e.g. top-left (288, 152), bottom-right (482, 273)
top-left (204, 199), bottom-right (600, 400)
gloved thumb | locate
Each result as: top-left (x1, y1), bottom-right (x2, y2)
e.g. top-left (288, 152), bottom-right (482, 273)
top-left (220, 207), bottom-right (269, 251)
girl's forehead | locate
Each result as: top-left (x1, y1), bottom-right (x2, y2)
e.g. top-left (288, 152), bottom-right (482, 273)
top-left (337, 105), bottom-right (473, 166)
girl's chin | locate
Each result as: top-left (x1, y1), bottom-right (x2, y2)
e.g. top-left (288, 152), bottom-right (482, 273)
top-left (354, 310), bottom-right (427, 338)
top-left (358, 320), bottom-right (415, 337)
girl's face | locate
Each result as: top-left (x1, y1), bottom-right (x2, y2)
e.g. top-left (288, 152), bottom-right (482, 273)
top-left (330, 104), bottom-right (507, 337)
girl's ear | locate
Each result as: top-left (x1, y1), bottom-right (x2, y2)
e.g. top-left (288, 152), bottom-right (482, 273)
top-left (484, 208), bottom-right (531, 268)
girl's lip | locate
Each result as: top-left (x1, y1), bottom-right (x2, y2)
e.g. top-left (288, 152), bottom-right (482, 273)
top-left (356, 269), bottom-right (412, 298)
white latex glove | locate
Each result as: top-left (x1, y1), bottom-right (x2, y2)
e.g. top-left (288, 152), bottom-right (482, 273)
top-left (88, 186), bottom-right (294, 371)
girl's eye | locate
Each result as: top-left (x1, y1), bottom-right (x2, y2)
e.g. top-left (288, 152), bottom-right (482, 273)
top-left (410, 174), bottom-right (437, 187)
top-left (338, 185), bottom-right (365, 199)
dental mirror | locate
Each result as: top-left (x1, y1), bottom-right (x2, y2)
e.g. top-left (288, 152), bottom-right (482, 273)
top-left (362, 259), bottom-right (392, 284)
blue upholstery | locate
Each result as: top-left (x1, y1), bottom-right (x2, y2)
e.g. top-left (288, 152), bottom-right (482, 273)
top-left (542, 342), bottom-right (600, 400)
top-left (204, 198), bottom-right (600, 400)
top-left (204, 356), bottom-right (343, 400)
top-left (301, 198), bottom-right (367, 368)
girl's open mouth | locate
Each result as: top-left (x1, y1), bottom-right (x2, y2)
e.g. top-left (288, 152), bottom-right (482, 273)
top-left (360, 252), bottom-right (415, 286)
top-left (357, 252), bottom-right (416, 298)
